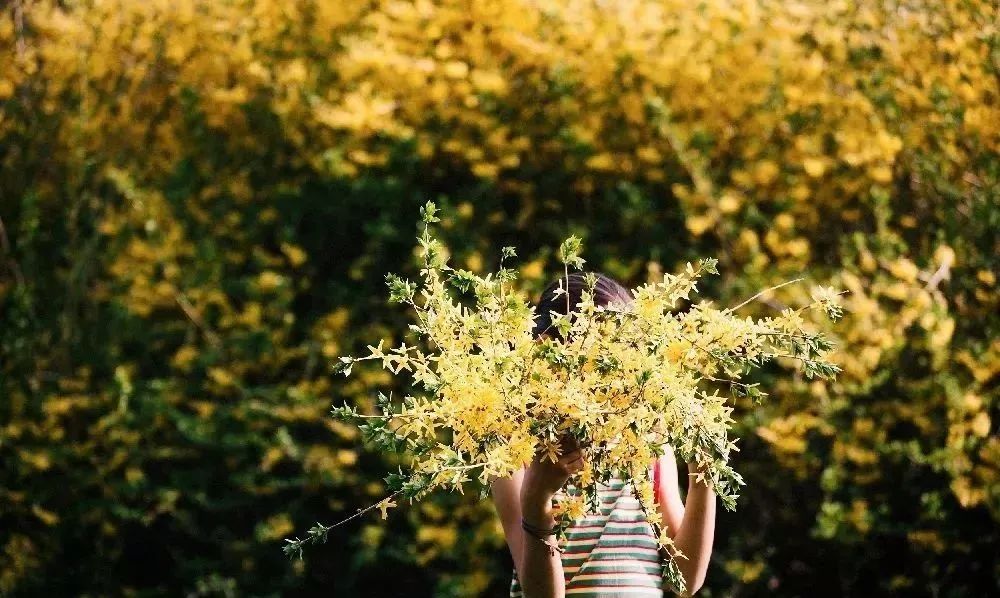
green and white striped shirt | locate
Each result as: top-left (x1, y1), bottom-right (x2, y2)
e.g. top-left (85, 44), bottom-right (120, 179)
top-left (510, 475), bottom-right (665, 597)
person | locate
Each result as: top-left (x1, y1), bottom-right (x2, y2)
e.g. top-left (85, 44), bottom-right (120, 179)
top-left (491, 272), bottom-right (717, 597)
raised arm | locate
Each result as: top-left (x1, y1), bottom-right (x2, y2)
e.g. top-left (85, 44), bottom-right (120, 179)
top-left (491, 441), bottom-right (584, 598)
top-left (654, 450), bottom-right (717, 596)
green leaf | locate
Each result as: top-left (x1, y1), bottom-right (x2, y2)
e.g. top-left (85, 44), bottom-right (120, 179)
top-left (558, 235), bottom-right (586, 269)
top-left (419, 200), bottom-right (440, 223)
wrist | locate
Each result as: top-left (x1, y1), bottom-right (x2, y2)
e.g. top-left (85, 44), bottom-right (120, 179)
top-left (686, 460), bottom-right (715, 490)
top-left (686, 458), bottom-right (708, 473)
top-left (520, 475), bottom-right (555, 506)
top-left (687, 471), bottom-right (716, 495)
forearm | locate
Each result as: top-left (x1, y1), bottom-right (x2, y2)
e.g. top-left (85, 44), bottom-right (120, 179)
top-left (519, 497), bottom-right (566, 598)
top-left (670, 476), bottom-right (716, 595)
top-left (656, 454), bottom-right (685, 535)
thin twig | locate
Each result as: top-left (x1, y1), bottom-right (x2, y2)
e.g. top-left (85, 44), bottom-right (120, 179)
top-left (175, 292), bottom-right (222, 347)
top-left (728, 278), bottom-right (804, 312)
top-left (702, 374), bottom-right (754, 387)
top-left (923, 255), bottom-right (952, 291)
top-left (320, 490), bottom-right (404, 532)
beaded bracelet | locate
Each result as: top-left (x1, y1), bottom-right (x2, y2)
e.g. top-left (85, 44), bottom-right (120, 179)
top-left (521, 518), bottom-right (564, 556)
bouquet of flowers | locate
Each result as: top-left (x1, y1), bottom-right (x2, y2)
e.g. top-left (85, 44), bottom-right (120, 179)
top-left (285, 202), bottom-right (843, 590)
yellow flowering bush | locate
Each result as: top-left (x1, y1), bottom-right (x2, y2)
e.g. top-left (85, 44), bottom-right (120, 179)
top-left (2, 0), bottom-right (996, 594)
top-left (286, 203), bottom-right (842, 590)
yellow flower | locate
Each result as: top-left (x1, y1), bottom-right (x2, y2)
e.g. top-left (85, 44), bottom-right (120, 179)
top-left (378, 498), bottom-right (397, 520)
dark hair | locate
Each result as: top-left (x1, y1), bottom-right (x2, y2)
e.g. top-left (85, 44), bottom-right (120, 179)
top-left (532, 272), bottom-right (633, 339)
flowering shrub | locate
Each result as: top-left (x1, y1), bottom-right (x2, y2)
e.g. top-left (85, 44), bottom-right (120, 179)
top-left (1, 0), bottom-right (996, 595)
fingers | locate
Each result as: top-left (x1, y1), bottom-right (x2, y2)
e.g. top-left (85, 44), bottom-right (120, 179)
top-left (529, 435), bottom-right (590, 479)
top-left (533, 435), bottom-right (586, 463)
top-left (531, 448), bottom-right (584, 472)
top-left (558, 434), bottom-right (582, 453)
top-left (560, 450), bottom-right (585, 474)
top-left (522, 447), bottom-right (586, 498)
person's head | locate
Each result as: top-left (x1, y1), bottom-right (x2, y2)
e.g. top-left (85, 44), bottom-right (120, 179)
top-left (532, 272), bottom-right (633, 340)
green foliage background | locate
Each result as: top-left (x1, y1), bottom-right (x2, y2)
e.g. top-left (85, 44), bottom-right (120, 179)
top-left (1, 1), bottom-right (998, 596)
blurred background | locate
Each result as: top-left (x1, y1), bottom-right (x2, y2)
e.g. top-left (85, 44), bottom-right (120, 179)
top-left (1, 1), bottom-right (997, 596)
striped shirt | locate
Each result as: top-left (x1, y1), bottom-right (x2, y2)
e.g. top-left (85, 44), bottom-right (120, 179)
top-left (510, 473), bottom-right (665, 597)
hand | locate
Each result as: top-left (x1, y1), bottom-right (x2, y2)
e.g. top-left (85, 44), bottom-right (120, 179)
top-left (687, 459), bottom-right (709, 474)
top-left (686, 458), bottom-right (715, 489)
top-left (520, 435), bottom-right (585, 519)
